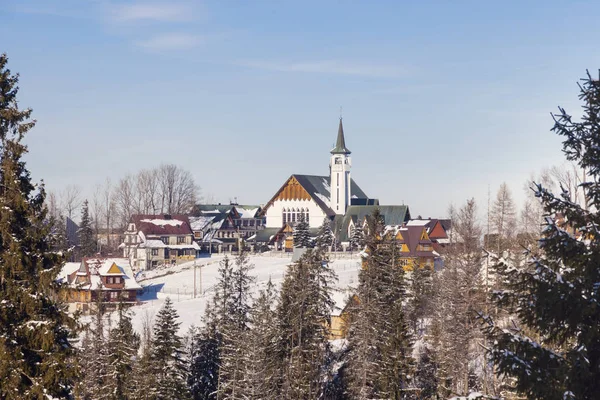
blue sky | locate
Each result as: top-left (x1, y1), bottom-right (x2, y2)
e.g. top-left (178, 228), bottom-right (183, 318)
top-left (2, 0), bottom-right (600, 218)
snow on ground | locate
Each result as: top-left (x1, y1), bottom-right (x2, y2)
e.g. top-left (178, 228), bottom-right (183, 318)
top-left (128, 253), bottom-right (362, 335)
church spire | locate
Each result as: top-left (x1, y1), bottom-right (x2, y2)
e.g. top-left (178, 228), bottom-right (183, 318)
top-left (330, 118), bottom-right (351, 155)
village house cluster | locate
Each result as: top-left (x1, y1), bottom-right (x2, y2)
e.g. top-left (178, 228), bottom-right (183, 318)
top-left (59, 119), bottom-right (450, 315)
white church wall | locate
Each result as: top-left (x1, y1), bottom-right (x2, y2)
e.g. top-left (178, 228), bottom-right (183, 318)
top-left (265, 199), bottom-right (327, 229)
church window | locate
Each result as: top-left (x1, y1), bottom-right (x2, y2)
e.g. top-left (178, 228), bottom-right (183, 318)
top-left (306, 211), bottom-right (309, 224)
top-left (283, 210), bottom-right (287, 225)
top-left (292, 210), bottom-right (296, 223)
top-left (337, 173), bottom-right (339, 186)
top-left (335, 157), bottom-right (341, 164)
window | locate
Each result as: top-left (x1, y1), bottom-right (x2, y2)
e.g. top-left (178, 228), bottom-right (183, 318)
top-left (243, 220), bottom-right (248, 227)
top-left (282, 211), bottom-right (287, 225)
top-left (306, 212), bottom-right (309, 224)
top-left (177, 236), bottom-right (185, 244)
top-left (292, 211), bottom-right (296, 223)
top-left (249, 220), bottom-right (254, 226)
top-left (161, 236), bottom-right (169, 244)
top-left (335, 157), bottom-right (341, 164)
top-left (110, 291), bottom-right (118, 300)
top-left (151, 248), bottom-right (159, 256)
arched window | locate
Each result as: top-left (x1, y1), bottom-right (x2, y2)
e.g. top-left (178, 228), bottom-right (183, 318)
top-left (292, 208), bottom-right (296, 223)
top-left (287, 208), bottom-right (292, 224)
top-left (282, 208), bottom-right (287, 225)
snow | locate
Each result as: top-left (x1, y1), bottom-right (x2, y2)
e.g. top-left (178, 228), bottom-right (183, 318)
top-left (406, 220), bottom-right (430, 226)
top-left (314, 192), bottom-right (330, 206)
top-left (321, 178), bottom-right (331, 195)
top-left (128, 254), bottom-right (362, 335)
top-left (237, 207), bottom-right (259, 219)
top-left (140, 218), bottom-right (184, 227)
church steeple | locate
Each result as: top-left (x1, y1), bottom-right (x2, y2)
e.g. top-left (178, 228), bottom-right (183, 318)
top-left (331, 118), bottom-right (351, 155)
top-left (329, 118), bottom-right (352, 215)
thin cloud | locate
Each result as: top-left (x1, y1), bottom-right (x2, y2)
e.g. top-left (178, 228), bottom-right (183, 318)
top-left (110, 2), bottom-right (192, 22)
top-left (240, 60), bottom-right (407, 78)
top-left (136, 33), bottom-right (202, 50)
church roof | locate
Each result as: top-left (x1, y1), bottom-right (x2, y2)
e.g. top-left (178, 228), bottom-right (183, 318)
top-left (330, 118), bottom-right (351, 155)
top-left (332, 205), bottom-right (411, 242)
top-left (293, 174), bottom-right (368, 216)
top-left (261, 174), bottom-right (369, 217)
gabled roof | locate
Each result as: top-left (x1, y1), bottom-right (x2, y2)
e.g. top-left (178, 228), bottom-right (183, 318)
top-left (130, 214), bottom-right (193, 236)
top-left (333, 205), bottom-right (411, 242)
top-left (262, 174), bottom-right (369, 217)
top-left (331, 118), bottom-right (351, 155)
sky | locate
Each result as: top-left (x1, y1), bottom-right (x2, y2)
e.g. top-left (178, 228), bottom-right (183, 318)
top-left (2, 0), bottom-right (600, 219)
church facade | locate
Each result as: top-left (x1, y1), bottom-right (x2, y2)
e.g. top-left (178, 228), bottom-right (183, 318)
top-left (257, 119), bottom-right (410, 249)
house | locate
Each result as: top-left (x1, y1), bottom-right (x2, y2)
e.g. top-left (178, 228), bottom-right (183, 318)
top-left (329, 292), bottom-right (358, 339)
top-left (258, 118), bottom-right (411, 250)
top-left (58, 257), bottom-right (142, 313)
top-left (121, 214), bottom-right (200, 270)
top-left (190, 204), bottom-right (265, 252)
top-left (392, 225), bottom-right (437, 271)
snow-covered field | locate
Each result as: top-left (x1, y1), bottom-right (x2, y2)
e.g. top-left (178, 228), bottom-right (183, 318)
top-left (128, 254), bottom-right (362, 335)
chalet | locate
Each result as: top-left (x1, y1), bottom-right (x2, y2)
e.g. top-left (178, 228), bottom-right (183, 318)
top-left (330, 292), bottom-right (358, 340)
top-left (121, 214), bottom-right (200, 270)
top-left (391, 225), bottom-right (437, 271)
top-left (58, 257), bottom-right (141, 313)
top-left (190, 204), bottom-right (265, 252)
top-left (258, 118), bottom-right (410, 250)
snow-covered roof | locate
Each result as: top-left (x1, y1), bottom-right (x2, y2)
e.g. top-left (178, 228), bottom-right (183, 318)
top-left (58, 258), bottom-right (142, 290)
top-left (331, 290), bottom-right (354, 317)
top-left (189, 215), bottom-right (216, 231)
top-left (140, 218), bottom-right (183, 227)
top-left (237, 207), bottom-right (259, 219)
top-left (406, 220), bottom-right (430, 227)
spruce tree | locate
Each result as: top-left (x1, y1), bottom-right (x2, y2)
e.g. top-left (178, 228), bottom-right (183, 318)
top-left (349, 223), bottom-right (365, 251)
top-left (78, 199), bottom-right (96, 257)
top-left (0, 53), bottom-right (78, 399)
top-left (275, 247), bottom-right (337, 399)
top-left (484, 72), bottom-right (600, 399)
top-left (107, 301), bottom-right (140, 399)
top-left (149, 297), bottom-right (190, 399)
top-left (216, 249), bottom-right (255, 399)
top-left (188, 306), bottom-right (220, 400)
top-left (293, 215), bottom-right (312, 248)
top-left (314, 217), bottom-right (334, 251)
top-left (344, 209), bottom-right (413, 399)
top-left (242, 278), bottom-right (279, 399)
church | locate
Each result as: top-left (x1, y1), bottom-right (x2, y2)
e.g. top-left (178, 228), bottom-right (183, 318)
top-left (256, 119), bottom-right (411, 250)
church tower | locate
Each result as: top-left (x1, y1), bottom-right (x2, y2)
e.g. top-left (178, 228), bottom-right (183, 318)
top-left (330, 118), bottom-right (352, 214)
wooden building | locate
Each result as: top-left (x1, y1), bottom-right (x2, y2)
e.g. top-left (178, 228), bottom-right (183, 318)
top-left (58, 257), bottom-right (142, 313)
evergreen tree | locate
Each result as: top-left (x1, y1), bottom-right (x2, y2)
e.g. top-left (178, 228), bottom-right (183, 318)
top-left (484, 72), bottom-right (600, 399)
top-left (149, 297), bottom-right (190, 399)
top-left (349, 223), bottom-right (365, 251)
top-left (107, 301), bottom-right (140, 399)
top-left (216, 248), bottom-right (255, 399)
top-left (0, 53), bottom-right (78, 399)
top-left (293, 215), bottom-right (312, 248)
top-left (188, 306), bottom-right (220, 400)
top-left (344, 209), bottom-right (414, 399)
top-left (275, 247), bottom-right (337, 399)
top-left (78, 199), bottom-right (96, 257)
top-left (407, 261), bottom-right (433, 336)
top-left (314, 217), bottom-right (334, 251)
top-left (241, 278), bottom-right (280, 399)
top-left (78, 294), bottom-right (110, 400)
top-left (130, 310), bottom-right (155, 400)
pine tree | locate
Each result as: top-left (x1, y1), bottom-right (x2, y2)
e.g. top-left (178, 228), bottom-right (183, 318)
top-left (407, 260), bottom-right (433, 336)
top-left (0, 53), bottom-right (78, 399)
top-left (275, 247), bottom-right (337, 399)
top-left (131, 309), bottom-right (155, 400)
top-left (484, 72), bottom-right (600, 399)
top-left (314, 217), bottom-right (334, 251)
top-left (293, 215), bottom-right (312, 248)
top-left (349, 223), bottom-right (365, 251)
top-left (78, 294), bottom-right (111, 400)
top-left (149, 297), bottom-right (190, 399)
top-left (79, 199), bottom-right (97, 257)
top-left (344, 209), bottom-right (414, 399)
top-left (107, 301), bottom-right (140, 399)
top-left (241, 278), bottom-right (279, 399)
top-left (216, 248), bottom-right (255, 399)
top-left (188, 307), bottom-right (220, 400)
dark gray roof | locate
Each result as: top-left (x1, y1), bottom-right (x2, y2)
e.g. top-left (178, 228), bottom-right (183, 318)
top-left (331, 118), bottom-right (351, 155)
top-left (292, 174), bottom-right (369, 216)
top-left (332, 205), bottom-right (411, 242)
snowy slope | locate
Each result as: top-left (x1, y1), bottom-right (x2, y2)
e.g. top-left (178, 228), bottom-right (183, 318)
top-left (128, 254), bottom-right (362, 335)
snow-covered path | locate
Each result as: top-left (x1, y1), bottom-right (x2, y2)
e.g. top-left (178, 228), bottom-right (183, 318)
top-left (128, 254), bottom-right (362, 335)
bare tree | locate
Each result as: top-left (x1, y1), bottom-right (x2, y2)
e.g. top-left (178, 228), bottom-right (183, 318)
top-left (60, 184), bottom-right (82, 220)
top-left (489, 183), bottom-right (517, 254)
